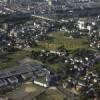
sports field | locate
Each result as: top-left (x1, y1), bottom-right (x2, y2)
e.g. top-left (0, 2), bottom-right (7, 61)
top-left (4, 82), bottom-right (45, 100)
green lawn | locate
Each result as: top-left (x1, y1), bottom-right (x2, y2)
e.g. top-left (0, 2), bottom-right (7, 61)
top-left (24, 31), bottom-right (89, 51)
top-left (0, 50), bottom-right (30, 69)
top-left (38, 32), bottom-right (89, 50)
top-left (36, 89), bottom-right (64, 100)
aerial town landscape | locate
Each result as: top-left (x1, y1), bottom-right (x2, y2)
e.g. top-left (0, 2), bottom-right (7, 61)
top-left (0, 0), bottom-right (100, 100)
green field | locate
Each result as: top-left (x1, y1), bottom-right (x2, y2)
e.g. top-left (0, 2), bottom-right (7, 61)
top-left (0, 50), bottom-right (30, 69)
top-left (39, 32), bottom-right (89, 50)
top-left (36, 89), bottom-right (64, 100)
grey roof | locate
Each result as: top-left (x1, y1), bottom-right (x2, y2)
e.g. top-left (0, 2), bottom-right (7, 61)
top-left (0, 63), bottom-right (50, 81)
top-left (0, 64), bottom-right (33, 79)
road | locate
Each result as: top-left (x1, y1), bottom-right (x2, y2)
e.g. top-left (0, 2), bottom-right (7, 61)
top-left (31, 14), bottom-right (61, 23)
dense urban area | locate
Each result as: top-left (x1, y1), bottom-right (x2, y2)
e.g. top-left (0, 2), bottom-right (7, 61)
top-left (0, 0), bottom-right (100, 100)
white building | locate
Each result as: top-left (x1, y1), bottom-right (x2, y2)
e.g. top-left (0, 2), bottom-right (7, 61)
top-left (77, 20), bottom-right (85, 30)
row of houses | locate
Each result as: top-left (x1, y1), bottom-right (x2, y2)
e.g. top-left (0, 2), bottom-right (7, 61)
top-left (0, 63), bottom-right (51, 90)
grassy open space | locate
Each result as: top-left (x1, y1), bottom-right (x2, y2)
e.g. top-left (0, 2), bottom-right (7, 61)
top-left (36, 89), bottom-right (64, 100)
top-left (25, 31), bottom-right (89, 51)
top-left (0, 50), bottom-right (30, 69)
top-left (38, 32), bottom-right (89, 50)
top-left (0, 50), bottom-right (43, 70)
top-left (4, 82), bottom-right (45, 100)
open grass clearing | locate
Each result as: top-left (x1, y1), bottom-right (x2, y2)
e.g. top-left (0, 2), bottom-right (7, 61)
top-left (4, 82), bottom-right (44, 100)
top-left (38, 32), bottom-right (89, 50)
top-left (0, 50), bottom-right (30, 69)
top-left (36, 89), bottom-right (64, 100)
